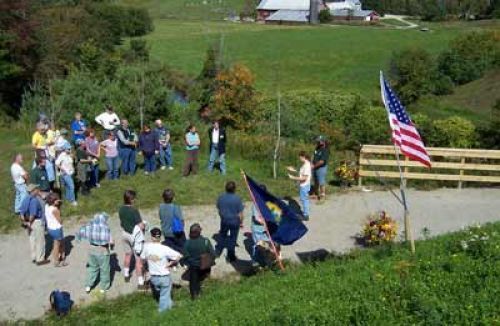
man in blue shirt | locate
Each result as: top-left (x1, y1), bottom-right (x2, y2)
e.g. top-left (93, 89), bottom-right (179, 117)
top-left (20, 184), bottom-right (49, 265)
top-left (71, 112), bottom-right (87, 145)
top-left (215, 181), bottom-right (244, 262)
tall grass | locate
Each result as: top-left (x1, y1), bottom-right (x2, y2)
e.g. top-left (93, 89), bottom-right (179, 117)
top-left (36, 222), bottom-right (500, 325)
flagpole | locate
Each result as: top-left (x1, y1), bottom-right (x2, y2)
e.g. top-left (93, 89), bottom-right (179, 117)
top-left (380, 71), bottom-right (415, 254)
top-left (393, 145), bottom-right (416, 254)
top-left (241, 171), bottom-right (285, 271)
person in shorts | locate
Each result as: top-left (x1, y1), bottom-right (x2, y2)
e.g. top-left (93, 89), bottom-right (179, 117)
top-left (45, 193), bottom-right (68, 267)
top-left (312, 136), bottom-right (329, 201)
top-left (118, 189), bottom-right (145, 287)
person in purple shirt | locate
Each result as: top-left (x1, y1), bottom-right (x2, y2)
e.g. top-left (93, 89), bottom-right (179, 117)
top-left (85, 129), bottom-right (101, 188)
top-left (70, 112), bottom-right (87, 145)
top-left (139, 124), bottom-right (159, 175)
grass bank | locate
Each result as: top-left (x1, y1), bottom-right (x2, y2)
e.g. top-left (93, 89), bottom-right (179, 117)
top-left (36, 222), bottom-right (500, 324)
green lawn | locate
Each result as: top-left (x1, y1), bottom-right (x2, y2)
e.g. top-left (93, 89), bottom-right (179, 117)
top-left (142, 20), bottom-right (476, 98)
top-left (35, 222), bottom-right (500, 324)
top-left (120, 0), bottom-right (246, 20)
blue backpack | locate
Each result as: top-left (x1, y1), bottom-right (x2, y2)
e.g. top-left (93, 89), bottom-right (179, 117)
top-left (50, 290), bottom-right (73, 316)
top-left (171, 205), bottom-right (184, 234)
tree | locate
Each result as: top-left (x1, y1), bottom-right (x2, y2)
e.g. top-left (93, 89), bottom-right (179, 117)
top-left (213, 63), bottom-right (258, 130)
top-left (390, 48), bottom-right (440, 103)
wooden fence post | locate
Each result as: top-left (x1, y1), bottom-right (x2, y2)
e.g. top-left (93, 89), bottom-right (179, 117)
top-left (458, 156), bottom-right (465, 189)
top-left (358, 148), bottom-right (363, 187)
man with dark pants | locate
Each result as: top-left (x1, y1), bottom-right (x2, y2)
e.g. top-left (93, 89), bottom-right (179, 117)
top-left (117, 119), bottom-right (137, 176)
top-left (207, 120), bottom-right (227, 175)
top-left (312, 135), bottom-right (330, 201)
top-left (215, 181), bottom-right (244, 262)
top-left (30, 157), bottom-right (51, 199)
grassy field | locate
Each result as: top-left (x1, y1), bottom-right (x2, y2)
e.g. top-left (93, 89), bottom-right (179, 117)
top-left (142, 20), bottom-right (470, 98)
top-left (35, 222), bottom-right (500, 324)
top-left (121, 0), bottom-right (246, 20)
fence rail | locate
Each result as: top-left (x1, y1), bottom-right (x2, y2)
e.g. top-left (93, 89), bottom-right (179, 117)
top-left (358, 145), bottom-right (500, 188)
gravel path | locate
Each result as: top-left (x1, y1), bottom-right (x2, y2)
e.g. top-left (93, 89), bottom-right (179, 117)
top-left (1, 188), bottom-right (499, 321)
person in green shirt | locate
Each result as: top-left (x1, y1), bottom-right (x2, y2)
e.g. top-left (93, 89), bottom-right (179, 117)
top-left (182, 223), bottom-right (215, 300)
top-left (118, 189), bottom-right (145, 287)
top-left (30, 157), bottom-right (50, 196)
top-left (312, 136), bottom-right (330, 200)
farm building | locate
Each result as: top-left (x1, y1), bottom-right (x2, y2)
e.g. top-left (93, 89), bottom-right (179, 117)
top-left (325, 0), bottom-right (361, 11)
top-left (256, 0), bottom-right (326, 23)
top-left (331, 9), bottom-right (380, 21)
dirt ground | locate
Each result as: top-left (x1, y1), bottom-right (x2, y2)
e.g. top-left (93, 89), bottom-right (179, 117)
top-left (1, 188), bottom-right (499, 321)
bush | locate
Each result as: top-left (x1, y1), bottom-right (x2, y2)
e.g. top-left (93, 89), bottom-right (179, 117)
top-left (390, 48), bottom-right (441, 103)
top-left (428, 116), bottom-right (477, 148)
top-left (319, 9), bottom-right (332, 23)
top-left (438, 31), bottom-right (500, 85)
top-left (20, 63), bottom-right (179, 129)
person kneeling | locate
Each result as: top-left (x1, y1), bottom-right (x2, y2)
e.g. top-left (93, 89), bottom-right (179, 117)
top-left (141, 228), bottom-right (182, 313)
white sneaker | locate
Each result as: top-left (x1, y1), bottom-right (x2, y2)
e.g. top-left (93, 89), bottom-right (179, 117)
top-left (96, 183), bottom-right (101, 188)
top-left (123, 268), bottom-right (130, 278)
top-left (138, 276), bottom-right (145, 286)
top-left (85, 287), bottom-right (91, 294)
top-left (99, 289), bottom-right (108, 294)
top-left (71, 201), bottom-right (78, 207)
top-left (144, 171), bottom-right (149, 176)
top-left (168, 166), bottom-right (174, 170)
top-left (161, 166), bottom-right (166, 170)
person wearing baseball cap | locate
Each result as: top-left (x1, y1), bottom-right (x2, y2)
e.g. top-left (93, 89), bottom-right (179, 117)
top-left (19, 183), bottom-right (50, 265)
top-left (312, 135), bottom-right (330, 201)
top-left (141, 227), bottom-right (182, 312)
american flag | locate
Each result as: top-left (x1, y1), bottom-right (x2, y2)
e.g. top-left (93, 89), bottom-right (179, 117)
top-left (380, 72), bottom-right (431, 168)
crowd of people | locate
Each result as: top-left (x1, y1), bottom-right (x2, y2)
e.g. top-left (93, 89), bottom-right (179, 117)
top-left (9, 106), bottom-right (330, 313)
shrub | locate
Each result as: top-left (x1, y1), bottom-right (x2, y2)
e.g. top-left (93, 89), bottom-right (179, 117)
top-left (428, 116), bottom-right (477, 148)
top-left (438, 31), bottom-right (500, 85)
top-left (213, 63), bottom-right (258, 130)
top-left (390, 48), bottom-right (440, 103)
top-left (319, 9), bottom-right (332, 23)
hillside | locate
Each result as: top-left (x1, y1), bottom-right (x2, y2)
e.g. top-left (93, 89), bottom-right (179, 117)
top-left (37, 222), bottom-right (500, 325)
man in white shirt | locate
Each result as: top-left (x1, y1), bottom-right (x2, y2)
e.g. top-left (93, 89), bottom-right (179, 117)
top-left (55, 146), bottom-right (77, 206)
top-left (95, 105), bottom-right (120, 135)
top-left (141, 228), bottom-right (182, 312)
top-left (11, 153), bottom-right (28, 215)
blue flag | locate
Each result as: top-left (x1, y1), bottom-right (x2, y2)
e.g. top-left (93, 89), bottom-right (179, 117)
top-left (246, 174), bottom-right (308, 245)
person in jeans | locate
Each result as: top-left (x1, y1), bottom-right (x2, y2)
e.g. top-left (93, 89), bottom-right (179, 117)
top-left (312, 136), bottom-right (330, 201)
top-left (55, 145), bottom-right (77, 206)
top-left (75, 140), bottom-right (93, 196)
top-left (45, 193), bottom-right (67, 267)
top-left (76, 212), bottom-right (114, 294)
top-left (19, 184), bottom-right (49, 265)
top-left (139, 124), bottom-right (159, 175)
top-left (119, 190), bottom-right (145, 287)
top-left (215, 181), bottom-right (244, 262)
top-left (141, 227), bottom-right (182, 313)
top-left (154, 119), bottom-right (173, 170)
top-left (207, 120), bottom-right (227, 175)
top-left (287, 151), bottom-right (312, 220)
top-left (100, 132), bottom-right (119, 180)
top-left (182, 223), bottom-right (215, 300)
top-left (11, 153), bottom-right (28, 216)
top-left (84, 129), bottom-right (101, 188)
top-left (159, 189), bottom-right (185, 253)
top-left (183, 124), bottom-right (200, 177)
top-left (117, 119), bottom-right (138, 176)
top-left (70, 112), bottom-right (87, 146)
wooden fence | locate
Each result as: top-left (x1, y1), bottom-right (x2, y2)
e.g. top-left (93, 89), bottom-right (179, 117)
top-left (358, 145), bottom-right (500, 188)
